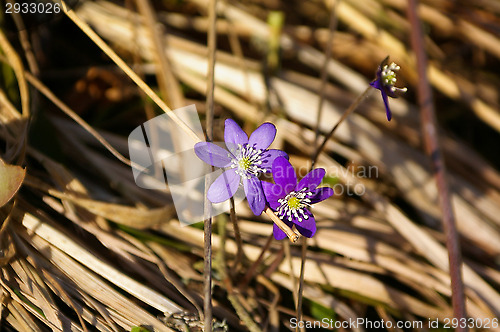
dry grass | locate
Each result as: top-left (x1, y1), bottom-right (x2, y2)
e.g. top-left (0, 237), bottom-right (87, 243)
top-left (0, 0), bottom-right (499, 331)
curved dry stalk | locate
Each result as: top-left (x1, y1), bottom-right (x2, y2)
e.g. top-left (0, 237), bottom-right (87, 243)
top-left (0, 31), bottom-right (29, 119)
top-left (22, 71), bottom-right (139, 170)
top-left (298, 3), bottom-right (341, 327)
top-left (312, 86), bottom-right (372, 168)
top-left (0, 31), bottom-right (29, 164)
top-left (59, 0), bottom-right (200, 143)
top-left (1, 1), bottom-right (497, 330)
top-left (314, 0), bottom-right (341, 148)
top-left (407, 0), bottom-right (466, 327)
top-left (20, 213), bottom-right (182, 316)
top-left (134, 0), bottom-right (184, 109)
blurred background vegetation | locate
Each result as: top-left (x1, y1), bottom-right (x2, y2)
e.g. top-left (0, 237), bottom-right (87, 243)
top-left (0, 0), bottom-right (499, 331)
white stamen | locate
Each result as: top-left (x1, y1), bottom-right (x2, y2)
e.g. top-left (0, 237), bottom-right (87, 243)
top-left (229, 144), bottom-right (268, 179)
top-left (381, 61), bottom-right (406, 94)
top-left (276, 187), bottom-right (314, 223)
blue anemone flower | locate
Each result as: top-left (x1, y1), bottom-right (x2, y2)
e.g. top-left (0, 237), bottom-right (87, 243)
top-left (194, 119), bottom-right (287, 215)
top-left (262, 157), bottom-right (333, 240)
top-left (370, 57), bottom-right (407, 121)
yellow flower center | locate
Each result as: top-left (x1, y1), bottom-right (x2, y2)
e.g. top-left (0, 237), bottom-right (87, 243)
top-left (287, 196), bottom-right (301, 209)
top-left (383, 72), bottom-right (396, 83)
top-left (230, 144), bottom-right (268, 180)
top-left (238, 157), bottom-right (251, 170)
top-left (277, 188), bottom-right (314, 223)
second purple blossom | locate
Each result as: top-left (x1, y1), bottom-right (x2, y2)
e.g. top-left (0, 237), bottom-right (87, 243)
top-left (370, 57), bottom-right (407, 121)
top-left (263, 157), bottom-right (333, 240)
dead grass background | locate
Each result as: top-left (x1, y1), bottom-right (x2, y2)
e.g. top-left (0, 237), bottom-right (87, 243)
top-left (0, 0), bottom-right (499, 331)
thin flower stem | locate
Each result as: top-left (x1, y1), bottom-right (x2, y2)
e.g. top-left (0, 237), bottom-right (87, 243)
top-left (301, 4), bottom-right (340, 330)
top-left (314, 0), bottom-right (341, 149)
top-left (311, 86), bottom-right (373, 168)
top-left (284, 241), bottom-right (299, 311)
top-left (229, 197), bottom-right (243, 274)
top-left (204, 0), bottom-right (218, 329)
top-left (263, 246), bottom-right (285, 278)
top-left (203, 177), bottom-right (213, 329)
top-left (406, 0), bottom-right (467, 328)
top-left (238, 234), bottom-right (274, 289)
top-left (217, 213), bottom-right (262, 332)
top-left (264, 207), bottom-right (299, 243)
top-left (295, 238), bottom-right (307, 332)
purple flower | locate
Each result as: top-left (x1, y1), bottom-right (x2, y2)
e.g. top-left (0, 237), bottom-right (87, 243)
top-left (194, 119), bottom-right (287, 215)
top-left (262, 157), bottom-right (333, 240)
top-left (370, 57), bottom-right (407, 121)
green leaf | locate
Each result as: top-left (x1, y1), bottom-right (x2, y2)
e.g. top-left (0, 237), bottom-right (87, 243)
top-left (115, 224), bottom-right (192, 251)
top-left (13, 289), bottom-right (44, 318)
top-left (130, 326), bottom-right (151, 332)
top-left (321, 175), bottom-right (339, 186)
top-left (0, 158), bottom-right (25, 208)
top-left (309, 300), bottom-right (336, 321)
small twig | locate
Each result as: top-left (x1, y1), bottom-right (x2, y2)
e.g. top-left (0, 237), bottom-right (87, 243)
top-left (311, 86), bottom-right (372, 168)
top-left (406, 0), bottom-right (467, 328)
top-left (264, 208), bottom-right (299, 243)
top-left (9, 4), bottom-right (39, 76)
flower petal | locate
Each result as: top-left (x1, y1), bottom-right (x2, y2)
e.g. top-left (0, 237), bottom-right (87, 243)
top-left (248, 122), bottom-right (276, 150)
top-left (262, 181), bottom-right (285, 210)
top-left (310, 187), bottom-right (334, 204)
top-left (244, 177), bottom-right (266, 215)
top-left (260, 149), bottom-right (288, 171)
top-left (381, 89), bottom-right (392, 121)
top-left (296, 168), bottom-right (326, 191)
top-left (273, 219), bottom-right (294, 241)
top-left (271, 156), bottom-right (297, 194)
top-left (224, 119), bottom-right (248, 147)
top-left (194, 142), bottom-right (232, 167)
top-left (207, 169), bottom-right (240, 203)
top-left (370, 79), bottom-right (382, 90)
top-left (294, 211), bottom-right (316, 238)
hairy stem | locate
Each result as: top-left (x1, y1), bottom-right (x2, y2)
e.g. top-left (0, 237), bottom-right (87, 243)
top-left (312, 87), bottom-right (372, 168)
top-left (229, 197), bottom-right (243, 274)
top-left (239, 234), bottom-right (273, 289)
top-left (295, 238), bottom-right (307, 332)
top-left (204, 0), bottom-right (218, 329)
